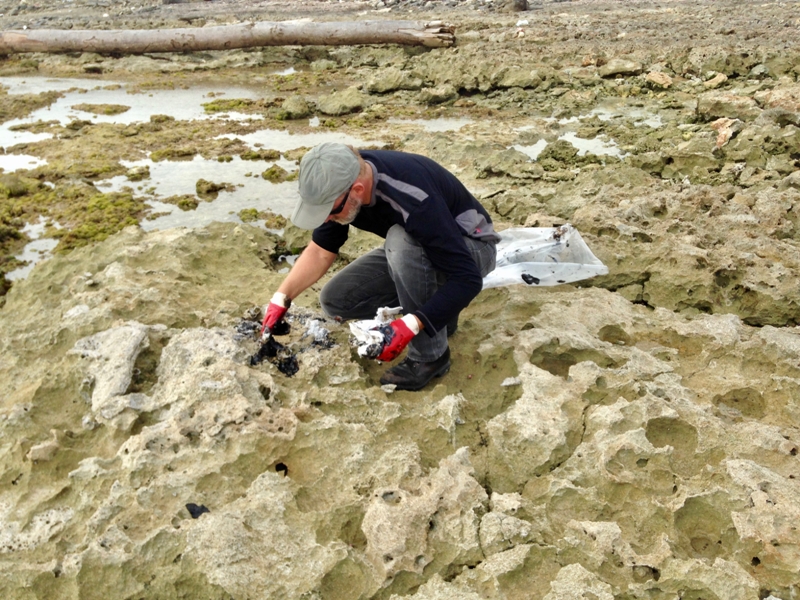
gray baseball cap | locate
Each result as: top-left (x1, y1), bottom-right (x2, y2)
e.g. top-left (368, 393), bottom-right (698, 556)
top-left (291, 142), bottom-right (360, 230)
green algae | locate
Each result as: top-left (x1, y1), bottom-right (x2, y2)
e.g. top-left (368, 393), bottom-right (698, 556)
top-left (238, 208), bottom-right (259, 222)
top-left (283, 147), bottom-right (310, 163)
top-left (71, 103), bottom-right (131, 116)
top-left (150, 146), bottom-right (198, 162)
top-left (241, 149), bottom-right (281, 161)
top-left (0, 88), bottom-right (62, 123)
top-left (201, 97), bottom-right (281, 116)
top-left (125, 165), bottom-right (150, 182)
top-left (0, 173), bottom-right (34, 198)
top-left (237, 209), bottom-right (287, 228)
top-left (262, 210), bottom-right (288, 229)
top-left (196, 179), bottom-right (236, 200)
top-left (261, 164), bottom-right (290, 183)
top-left (0, 176), bottom-right (147, 285)
top-left (0, 175), bottom-right (46, 288)
top-left (7, 119), bottom-right (60, 134)
top-left (53, 191), bottom-right (147, 251)
top-left (238, 208), bottom-right (287, 229)
top-left (162, 194), bottom-right (200, 211)
top-left (202, 98), bottom-right (256, 113)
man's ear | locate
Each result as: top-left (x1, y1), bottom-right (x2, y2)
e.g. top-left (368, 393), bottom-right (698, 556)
top-left (352, 180), bottom-right (366, 201)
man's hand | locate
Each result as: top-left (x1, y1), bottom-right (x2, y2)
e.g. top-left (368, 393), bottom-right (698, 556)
top-left (261, 292), bottom-right (291, 337)
top-left (376, 314), bottom-right (420, 362)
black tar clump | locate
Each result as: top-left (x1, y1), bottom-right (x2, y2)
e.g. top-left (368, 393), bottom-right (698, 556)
top-left (521, 273), bottom-right (540, 285)
top-left (250, 337), bottom-right (300, 376)
top-left (186, 503), bottom-right (210, 519)
top-left (236, 307), bottom-right (335, 378)
top-left (235, 309), bottom-right (299, 376)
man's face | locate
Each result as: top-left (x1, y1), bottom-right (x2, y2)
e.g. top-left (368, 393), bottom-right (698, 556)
top-left (326, 186), bottom-right (362, 225)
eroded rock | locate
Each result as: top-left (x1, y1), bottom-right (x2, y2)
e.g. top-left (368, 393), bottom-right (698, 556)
top-left (697, 91), bottom-right (762, 121)
top-left (2, 1), bottom-right (800, 599)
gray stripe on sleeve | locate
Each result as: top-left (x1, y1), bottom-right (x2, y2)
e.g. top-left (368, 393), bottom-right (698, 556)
top-left (377, 173), bottom-right (429, 202)
top-left (376, 190), bottom-right (410, 221)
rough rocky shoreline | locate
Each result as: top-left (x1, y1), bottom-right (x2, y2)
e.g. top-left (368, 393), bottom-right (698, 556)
top-left (1, 1), bottom-right (800, 599)
top-left (0, 0), bottom-right (529, 32)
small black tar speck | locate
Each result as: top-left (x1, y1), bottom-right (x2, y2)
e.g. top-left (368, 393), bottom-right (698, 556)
top-left (186, 503), bottom-right (210, 519)
top-left (521, 273), bottom-right (540, 285)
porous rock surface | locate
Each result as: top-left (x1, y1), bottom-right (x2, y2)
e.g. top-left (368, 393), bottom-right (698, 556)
top-left (1, 219), bottom-right (799, 599)
top-left (2, 0), bottom-right (800, 599)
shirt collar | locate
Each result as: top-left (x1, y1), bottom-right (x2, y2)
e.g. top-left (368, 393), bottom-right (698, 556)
top-left (365, 160), bottom-right (378, 207)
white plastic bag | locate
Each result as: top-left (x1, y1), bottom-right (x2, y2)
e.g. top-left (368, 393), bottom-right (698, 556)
top-left (349, 306), bottom-right (402, 357)
top-left (482, 224), bottom-right (608, 289)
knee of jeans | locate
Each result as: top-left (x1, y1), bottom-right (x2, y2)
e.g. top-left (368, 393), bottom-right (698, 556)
top-left (384, 224), bottom-right (409, 251)
top-left (318, 286), bottom-right (337, 318)
top-left (384, 225), bottom-right (423, 266)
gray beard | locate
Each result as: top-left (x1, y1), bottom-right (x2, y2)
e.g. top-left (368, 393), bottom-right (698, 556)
top-left (337, 199), bottom-right (362, 225)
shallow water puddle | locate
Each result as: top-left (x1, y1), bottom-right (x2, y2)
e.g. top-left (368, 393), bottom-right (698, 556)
top-left (6, 217), bottom-right (60, 281)
top-left (555, 104), bottom-right (664, 128)
top-left (97, 123), bottom-right (383, 231)
top-left (559, 131), bottom-right (625, 158)
top-left (4, 75), bottom-right (395, 273)
top-left (512, 132), bottom-right (623, 160)
top-left (0, 127), bottom-right (53, 150)
top-left (0, 75), bottom-right (264, 151)
top-left (386, 117), bottom-right (473, 132)
top-left (0, 76), bottom-right (111, 94)
top-left (218, 129), bottom-right (383, 153)
top-left (276, 254), bottom-right (298, 274)
top-left (96, 155), bottom-right (300, 231)
top-left (0, 153), bottom-right (47, 170)
top-left (0, 76), bottom-right (263, 125)
top-left (512, 139), bottom-right (549, 160)
top-left (589, 105), bottom-right (664, 128)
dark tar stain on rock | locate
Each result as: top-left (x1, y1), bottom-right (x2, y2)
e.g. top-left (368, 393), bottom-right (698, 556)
top-left (186, 503), bottom-right (210, 519)
top-left (251, 337), bottom-right (300, 377)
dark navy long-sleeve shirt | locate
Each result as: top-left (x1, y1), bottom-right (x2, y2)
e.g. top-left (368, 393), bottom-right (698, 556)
top-left (311, 150), bottom-right (500, 336)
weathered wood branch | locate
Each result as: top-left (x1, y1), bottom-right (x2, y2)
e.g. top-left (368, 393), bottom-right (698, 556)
top-left (0, 20), bottom-right (455, 54)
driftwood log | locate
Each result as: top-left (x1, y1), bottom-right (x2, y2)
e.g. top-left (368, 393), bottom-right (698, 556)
top-left (0, 20), bottom-right (455, 54)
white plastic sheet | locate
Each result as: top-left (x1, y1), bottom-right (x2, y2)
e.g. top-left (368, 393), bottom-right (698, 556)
top-left (482, 224), bottom-right (607, 289)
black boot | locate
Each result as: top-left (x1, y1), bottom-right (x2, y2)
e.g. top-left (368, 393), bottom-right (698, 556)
top-left (379, 347), bottom-right (451, 391)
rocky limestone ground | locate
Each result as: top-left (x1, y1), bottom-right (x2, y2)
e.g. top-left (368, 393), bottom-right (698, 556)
top-left (1, 0), bottom-right (800, 599)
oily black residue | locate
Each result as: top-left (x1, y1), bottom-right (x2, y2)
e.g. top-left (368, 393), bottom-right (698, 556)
top-left (250, 337), bottom-right (299, 377)
top-left (234, 318), bottom-right (290, 339)
top-left (522, 273), bottom-right (540, 285)
top-left (186, 503), bottom-right (210, 519)
top-left (360, 324), bottom-right (392, 359)
top-left (234, 319), bottom-right (260, 339)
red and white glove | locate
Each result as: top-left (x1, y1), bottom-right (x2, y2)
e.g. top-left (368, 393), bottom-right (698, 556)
top-left (376, 314), bottom-right (420, 362)
top-left (261, 292), bottom-right (291, 337)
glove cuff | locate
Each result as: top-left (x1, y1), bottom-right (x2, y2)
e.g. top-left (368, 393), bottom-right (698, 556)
top-left (271, 292), bottom-right (292, 308)
top-left (401, 314), bottom-right (420, 335)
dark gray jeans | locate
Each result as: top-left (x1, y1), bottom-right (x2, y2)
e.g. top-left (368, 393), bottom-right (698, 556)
top-left (320, 225), bottom-right (497, 362)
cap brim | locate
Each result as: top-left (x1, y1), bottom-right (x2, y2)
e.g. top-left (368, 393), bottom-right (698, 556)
top-left (290, 195), bottom-right (336, 230)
